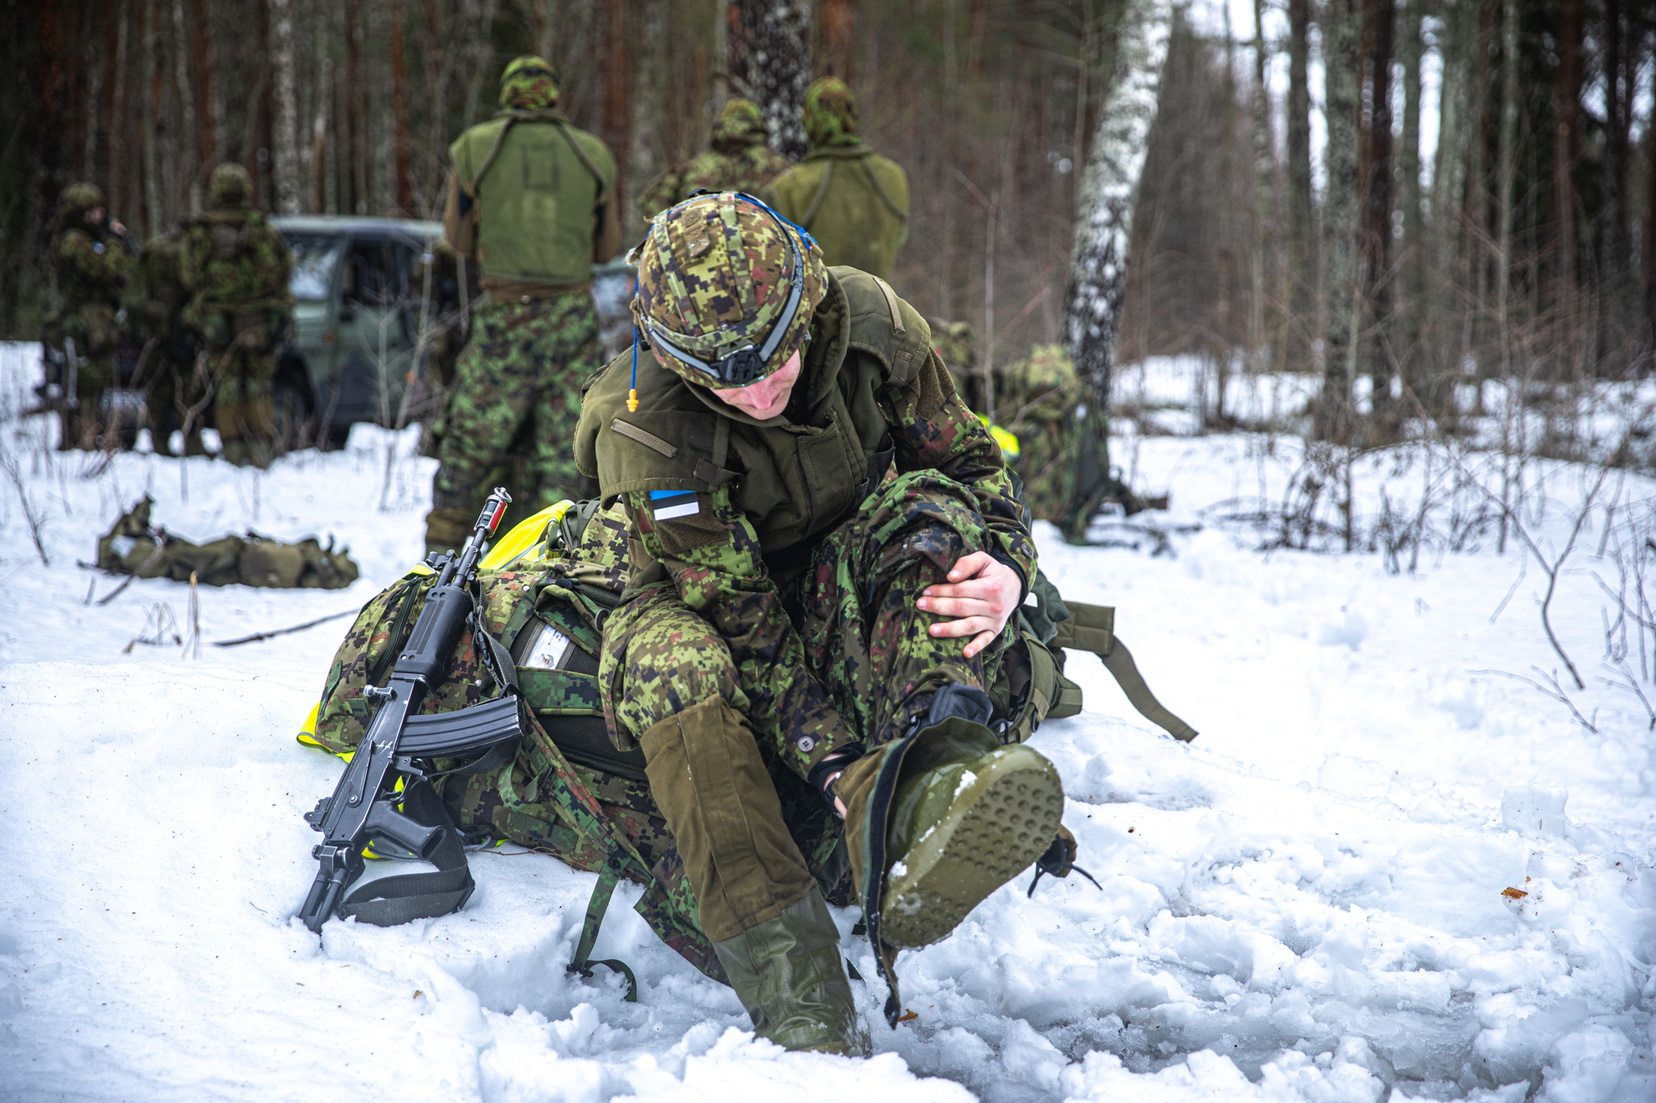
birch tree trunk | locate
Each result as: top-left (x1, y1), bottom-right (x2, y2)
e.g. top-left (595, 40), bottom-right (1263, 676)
top-left (729, 0), bottom-right (811, 160)
top-left (1312, 0), bottom-right (1360, 443)
top-left (1059, 0), bottom-right (1172, 540)
top-left (269, 0), bottom-right (301, 214)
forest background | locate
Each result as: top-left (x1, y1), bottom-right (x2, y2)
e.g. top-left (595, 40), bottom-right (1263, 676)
top-left (4, 0), bottom-right (1656, 457)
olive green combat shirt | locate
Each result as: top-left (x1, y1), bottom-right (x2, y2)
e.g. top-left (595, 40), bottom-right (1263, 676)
top-left (769, 143), bottom-right (909, 281)
top-left (575, 268), bottom-right (1035, 776)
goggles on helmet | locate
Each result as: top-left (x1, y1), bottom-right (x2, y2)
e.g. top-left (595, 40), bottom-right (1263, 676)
top-left (639, 193), bottom-right (814, 388)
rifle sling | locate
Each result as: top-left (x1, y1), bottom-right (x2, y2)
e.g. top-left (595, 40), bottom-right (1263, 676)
top-left (337, 781), bottom-right (475, 927)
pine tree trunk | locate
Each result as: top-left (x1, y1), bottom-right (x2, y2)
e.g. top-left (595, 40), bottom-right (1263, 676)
top-left (1250, 0), bottom-right (1277, 378)
top-left (1399, 0), bottom-right (1424, 412)
top-left (390, 0), bottom-right (414, 216)
top-left (269, 0), bottom-right (301, 214)
top-left (1314, 0), bottom-right (1361, 443)
top-left (600, 0), bottom-right (631, 222)
top-left (1603, 0), bottom-right (1633, 353)
top-left (1361, 0), bottom-right (1396, 436)
top-left (730, 0), bottom-right (811, 160)
top-left (1060, 0), bottom-right (1172, 539)
top-left (817, 0), bottom-right (854, 80)
top-left (1553, 0), bottom-right (1583, 372)
top-left (1286, 0), bottom-right (1315, 375)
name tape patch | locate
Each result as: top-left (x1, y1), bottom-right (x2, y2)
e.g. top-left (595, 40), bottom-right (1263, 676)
top-left (648, 489), bottom-right (700, 521)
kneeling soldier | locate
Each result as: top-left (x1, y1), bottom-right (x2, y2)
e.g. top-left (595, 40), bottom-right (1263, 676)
top-left (575, 193), bottom-right (1065, 1054)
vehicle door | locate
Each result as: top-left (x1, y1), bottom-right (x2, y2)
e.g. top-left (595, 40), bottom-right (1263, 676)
top-left (335, 235), bottom-right (418, 427)
top-left (285, 233), bottom-right (347, 388)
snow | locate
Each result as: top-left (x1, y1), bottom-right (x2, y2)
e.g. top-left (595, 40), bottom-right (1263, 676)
top-left (1, 341), bottom-right (1654, 1102)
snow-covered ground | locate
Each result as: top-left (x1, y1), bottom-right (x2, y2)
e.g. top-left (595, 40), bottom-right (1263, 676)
top-left (1, 341), bottom-right (1653, 1102)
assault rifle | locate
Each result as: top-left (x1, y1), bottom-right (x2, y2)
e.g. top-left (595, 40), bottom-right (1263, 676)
top-left (297, 487), bottom-right (522, 933)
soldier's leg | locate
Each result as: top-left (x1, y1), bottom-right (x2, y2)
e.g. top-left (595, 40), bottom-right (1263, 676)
top-left (602, 586), bottom-right (863, 1054)
top-left (796, 470), bottom-right (1009, 744)
top-left (213, 345), bottom-right (256, 466)
top-left (75, 348), bottom-right (117, 451)
top-left (239, 336), bottom-right (280, 467)
top-left (425, 301), bottom-right (540, 553)
top-left (524, 295), bottom-right (603, 506)
top-left (797, 470), bottom-right (1063, 957)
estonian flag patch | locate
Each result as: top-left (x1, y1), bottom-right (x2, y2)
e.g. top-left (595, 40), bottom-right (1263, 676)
top-left (648, 489), bottom-right (701, 521)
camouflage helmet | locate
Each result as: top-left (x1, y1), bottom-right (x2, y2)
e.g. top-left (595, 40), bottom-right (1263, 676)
top-left (803, 78), bottom-right (859, 148)
top-left (712, 98), bottom-right (767, 153)
top-left (208, 163), bottom-right (253, 209)
top-left (633, 192), bottom-right (826, 390)
top-left (57, 181), bottom-right (105, 223)
top-left (499, 55), bottom-right (559, 111)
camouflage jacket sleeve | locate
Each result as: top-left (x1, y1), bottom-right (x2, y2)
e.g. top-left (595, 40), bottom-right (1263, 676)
top-left (883, 348), bottom-right (1037, 593)
top-left (57, 230), bottom-right (132, 300)
top-left (624, 484), bottom-right (852, 777)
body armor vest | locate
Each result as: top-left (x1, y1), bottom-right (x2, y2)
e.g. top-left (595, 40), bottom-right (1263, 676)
top-left (451, 111), bottom-right (615, 288)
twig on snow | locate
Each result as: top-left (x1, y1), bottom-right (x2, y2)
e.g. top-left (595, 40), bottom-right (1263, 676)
top-left (213, 608), bottom-right (355, 647)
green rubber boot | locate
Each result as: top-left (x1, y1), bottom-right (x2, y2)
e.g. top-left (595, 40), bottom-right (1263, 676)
top-left (836, 685), bottom-right (1065, 952)
top-left (880, 729), bottom-right (1063, 948)
top-left (710, 887), bottom-right (869, 1055)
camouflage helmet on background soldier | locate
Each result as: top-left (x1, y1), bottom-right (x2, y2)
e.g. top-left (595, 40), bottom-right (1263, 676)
top-left (56, 181), bottom-right (106, 226)
top-left (711, 98), bottom-right (767, 152)
top-left (499, 55), bottom-right (559, 111)
top-left (633, 192), bottom-right (826, 390)
top-left (803, 78), bottom-right (859, 148)
top-left (208, 163), bottom-right (253, 210)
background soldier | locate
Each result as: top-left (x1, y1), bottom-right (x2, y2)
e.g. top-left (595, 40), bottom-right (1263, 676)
top-left (769, 78), bottom-right (909, 281)
top-left (576, 194), bottom-right (1064, 1055)
top-left (43, 182), bottom-right (136, 449)
top-left (425, 55), bottom-right (621, 555)
top-left (127, 225), bottom-right (207, 457)
top-left (179, 163), bottom-right (295, 468)
top-left (636, 98), bottom-right (792, 220)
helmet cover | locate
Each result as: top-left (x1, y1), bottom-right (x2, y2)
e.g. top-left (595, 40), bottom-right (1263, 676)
top-left (803, 78), bottom-right (859, 148)
top-left (208, 163), bottom-right (253, 209)
top-left (633, 192), bottom-right (826, 390)
top-left (499, 55), bottom-right (559, 110)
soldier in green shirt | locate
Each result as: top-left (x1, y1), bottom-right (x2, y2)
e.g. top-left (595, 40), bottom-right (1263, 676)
top-left (575, 193), bottom-right (1068, 1054)
top-left (178, 163), bottom-right (295, 468)
top-left (637, 98), bottom-right (792, 221)
top-left (769, 79), bottom-right (909, 281)
top-left (44, 182), bottom-right (136, 450)
top-left (425, 56), bottom-right (622, 555)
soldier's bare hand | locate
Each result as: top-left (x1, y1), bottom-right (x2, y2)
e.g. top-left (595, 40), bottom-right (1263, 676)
top-left (916, 550), bottom-right (1021, 659)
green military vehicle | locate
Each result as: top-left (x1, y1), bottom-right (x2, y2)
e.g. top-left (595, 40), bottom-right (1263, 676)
top-left (272, 215), bottom-right (635, 449)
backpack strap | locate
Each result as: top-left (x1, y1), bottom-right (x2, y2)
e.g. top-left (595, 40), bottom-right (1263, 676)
top-left (567, 859), bottom-right (640, 1001)
top-left (799, 158), bottom-right (836, 230)
top-left (1054, 601), bottom-right (1198, 742)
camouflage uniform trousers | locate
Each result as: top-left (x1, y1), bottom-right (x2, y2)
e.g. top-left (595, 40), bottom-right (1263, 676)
top-left (139, 341), bottom-right (209, 457)
top-left (601, 470), bottom-right (1010, 942)
top-left (53, 307), bottom-right (120, 449)
top-left (202, 313), bottom-right (281, 466)
top-left (430, 294), bottom-right (601, 518)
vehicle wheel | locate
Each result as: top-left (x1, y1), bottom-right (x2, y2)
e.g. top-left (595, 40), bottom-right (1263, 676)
top-left (271, 381), bottom-right (314, 452)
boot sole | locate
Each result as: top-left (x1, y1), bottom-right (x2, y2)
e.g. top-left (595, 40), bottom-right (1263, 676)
top-left (880, 745), bottom-right (1063, 948)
